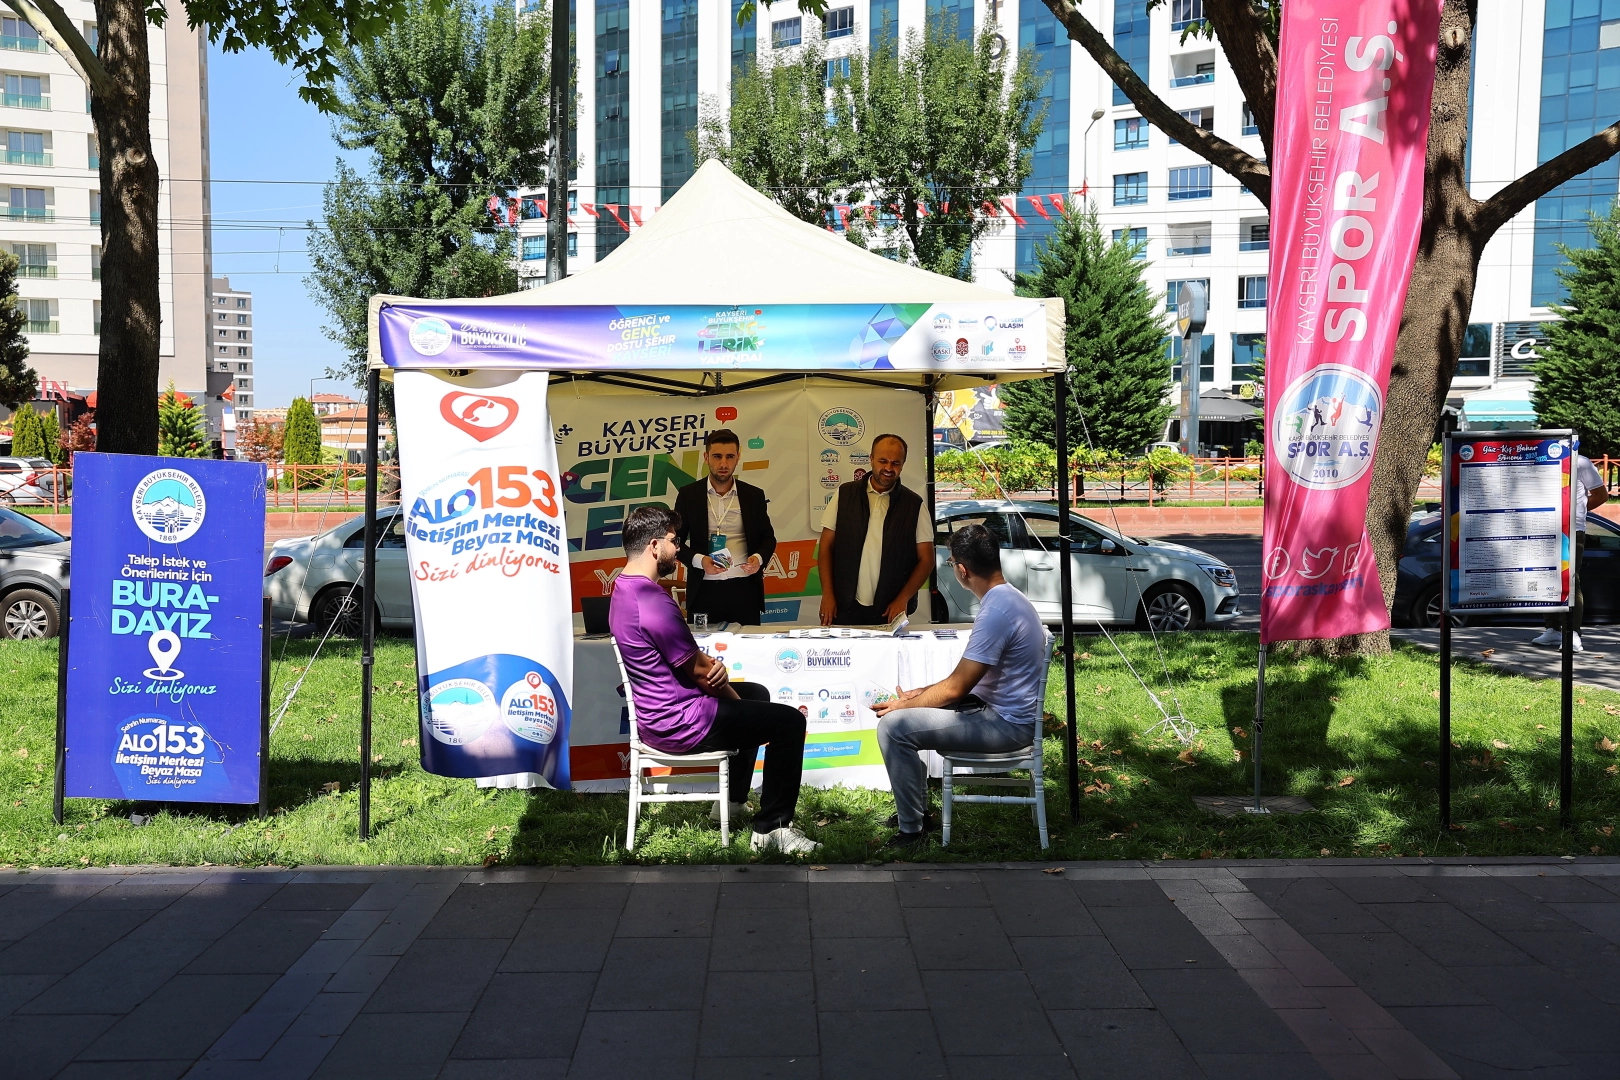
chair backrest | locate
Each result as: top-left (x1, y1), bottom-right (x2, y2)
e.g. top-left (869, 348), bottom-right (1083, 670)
top-left (609, 637), bottom-right (642, 745)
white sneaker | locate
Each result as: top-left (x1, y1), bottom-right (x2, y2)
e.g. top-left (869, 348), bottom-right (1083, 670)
top-left (749, 825), bottom-right (822, 855)
top-left (1574, 632), bottom-right (1584, 654)
top-left (710, 800), bottom-right (750, 825)
top-left (1532, 629), bottom-right (1561, 646)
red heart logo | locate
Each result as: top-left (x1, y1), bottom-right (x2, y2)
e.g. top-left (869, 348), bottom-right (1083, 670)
top-left (716, 407), bottom-right (738, 422)
top-left (440, 392), bottom-right (518, 442)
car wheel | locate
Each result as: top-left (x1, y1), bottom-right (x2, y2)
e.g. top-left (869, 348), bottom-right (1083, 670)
top-left (312, 586), bottom-right (369, 638)
top-left (2, 588), bottom-right (58, 639)
top-left (1136, 582), bottom-right (1203, 633)
top-left (1411, 583), bottom-right (1467, 628)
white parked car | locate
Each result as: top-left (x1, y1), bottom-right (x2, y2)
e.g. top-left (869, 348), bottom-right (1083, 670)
top-left (932, 500), bottom-right (1240, 632)
top-left (0, 456), bottom-right (59, 504)
top-left (264, 508), bottom-right (413, 635)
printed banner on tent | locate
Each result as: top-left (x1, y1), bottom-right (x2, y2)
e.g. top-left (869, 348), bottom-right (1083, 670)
top-left (64, 454), bottom-right (266, 803)
top-left (395, 371), bottom-right (575, 786)
top-left (377, 302), bottom-right (1046, 373)
top-left (1259, 0), bottom-right (1442, 643)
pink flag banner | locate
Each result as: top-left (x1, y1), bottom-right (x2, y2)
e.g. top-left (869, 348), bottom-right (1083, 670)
top-left (1260, 0), bottom-right (1442, 643)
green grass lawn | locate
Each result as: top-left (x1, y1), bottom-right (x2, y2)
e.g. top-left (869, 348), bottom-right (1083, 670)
top-left (4, 631), bottom-right (1620, 868)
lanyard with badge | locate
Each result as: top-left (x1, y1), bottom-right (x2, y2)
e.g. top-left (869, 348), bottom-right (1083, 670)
top-left (707, 485), bottom-right (736, 570)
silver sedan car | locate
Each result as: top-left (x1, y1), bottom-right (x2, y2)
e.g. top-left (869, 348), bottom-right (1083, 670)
top-left (932, 500), bottom-right (1240, 631)
top-left (264, 509), bottom-right (413, 635)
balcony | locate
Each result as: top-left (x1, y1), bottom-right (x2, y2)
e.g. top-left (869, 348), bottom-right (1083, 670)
top-left (7, 207), bottom-right (51, 221)
top-left (1167, 242), bottom-right (1211, 257)
top-left (18, 264), bottom-right (55, 278)
top-left (89, 211), bottom-right (99, 225)
top-left (1, 93), bottom-right (48, 110)
top-left (26, 318), bottom-right (56, 333)
top-left (91, 265), bottom-right (100, 280)
top-left (1239, 238), bottom-right (1269, 252)
top-left (87, 153), bottom-right (97, 169)
top-left (0, 33), bottom-right (47, 53)
top-left (5, 150), bottom-right (49, 166)
top-left (1170, 72), bottom-right (1214, 88)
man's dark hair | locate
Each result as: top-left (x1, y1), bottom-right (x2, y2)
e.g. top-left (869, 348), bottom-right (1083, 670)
top-left (871, 433), bottom-right (908, 458)
top-left (949, 523), bottom-right (1001, 578)
top-left (623, 505), bottom-right (681, 555)
top-left (704, 428), bottom-right (741, 450)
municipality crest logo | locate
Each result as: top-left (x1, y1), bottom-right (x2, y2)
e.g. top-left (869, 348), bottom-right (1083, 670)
top-left (818, 408), bottom-right (864, 446)
top-left (774, 647), bottom-right (802, 673)
top-left (131, 469), bottom-right (206, 543)
top-left (409, 316), bottom-right (453, 356)
top-left (1272, 364), bottom-right (1383, 491)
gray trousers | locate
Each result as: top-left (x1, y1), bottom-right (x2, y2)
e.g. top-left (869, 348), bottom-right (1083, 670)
top-left (877, 703), bottom-right (1035, 832)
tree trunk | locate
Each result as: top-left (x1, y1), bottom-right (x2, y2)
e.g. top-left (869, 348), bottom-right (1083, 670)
top-left (91, 0), bottom-right (161, 455)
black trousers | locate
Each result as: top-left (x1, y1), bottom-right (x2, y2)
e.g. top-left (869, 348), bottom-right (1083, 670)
top-left (689, 578), bottom-right (762, 627)
top-left (833, 600), bottom-right (887, 626)
top-left (695, 682), bottom-right (806, 833)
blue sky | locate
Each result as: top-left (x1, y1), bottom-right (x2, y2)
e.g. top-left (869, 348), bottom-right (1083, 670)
top-left (208, 44), bottom-right (362, 410)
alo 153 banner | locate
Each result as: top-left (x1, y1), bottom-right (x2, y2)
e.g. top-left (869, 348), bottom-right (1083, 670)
top-left (64, 454), bottom-right (266, 803)
top-left (395, 370), bottom-right (575, 786)
top-left (1260, 0), bottom-right (1442, 643)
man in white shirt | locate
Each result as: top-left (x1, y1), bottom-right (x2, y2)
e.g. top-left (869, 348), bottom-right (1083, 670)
top-left (817, 434), bottom-right (935, 626)
top-left (1533, 451), bottom-right (1610, 652)
top-left (872, 523), bottom-right (1047, 848)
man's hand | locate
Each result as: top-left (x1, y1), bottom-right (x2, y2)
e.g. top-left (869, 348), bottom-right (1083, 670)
top-left (741, 554), bottom-right (763, 576)
top-left (699, 655), bottom-right (730, 692)
top-left (872, 685), bottom-right (922, 717)
top-left (819, 593), bottom-right (837, 626)
top-left (700, 556), bottom-right (724, 576)
top-left (883, 597), bottom-right (909, 623)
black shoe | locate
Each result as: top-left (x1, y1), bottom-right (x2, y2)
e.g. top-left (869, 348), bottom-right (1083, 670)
top-left (885, 811), bottom-right (937, 830)
top-left (883, 830), bottom-right (927, 851)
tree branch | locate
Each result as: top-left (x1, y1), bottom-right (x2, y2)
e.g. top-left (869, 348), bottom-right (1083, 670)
top-left (1202, 0), bottom-right (1276, 165)
top-left (1041, 0), bottom-right (1270, 205)
top-left (3, 0), bottom-right (113, 98)
top-left (1474, 121), bottom-right (1620, 238)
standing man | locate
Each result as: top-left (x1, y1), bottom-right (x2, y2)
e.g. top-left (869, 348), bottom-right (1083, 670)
top-left (818, 433), bottom-right (935, 626)
top-left (674, 428), bottom-right (777, 627)
top-left (1533, 451), bottom-right (1609, 653)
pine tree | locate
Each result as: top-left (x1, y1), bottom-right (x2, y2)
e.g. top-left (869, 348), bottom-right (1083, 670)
top-left (282, 398), bottom-right (323, 466)
top-left (0, 250), bottom-right (35, 410)
top-left (37, 408), bottom-right (61, 464)
top-left (9, 403), bottom-right (44, 457)
top-left (1001, 204), bottom-right (1172, 455)
top-left (157, 381), bottom-right (208, 458)
top-left (1533, 202), bottom-right (1620, 458)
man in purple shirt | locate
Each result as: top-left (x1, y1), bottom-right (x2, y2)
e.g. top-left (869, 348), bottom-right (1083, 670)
top-left (610, 505), bottom-right (818, 855)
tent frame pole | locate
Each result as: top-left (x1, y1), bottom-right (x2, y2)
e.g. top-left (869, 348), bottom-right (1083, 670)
top-left (359, 369), bottom-right (379, 841)
top-left (925, 380), bottom-right (937, 617)
top-left (1055, 371), bottom-right (1079, 821)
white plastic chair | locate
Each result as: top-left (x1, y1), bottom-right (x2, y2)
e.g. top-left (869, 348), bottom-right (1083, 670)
top-left (940, 631), bottom-right (1056, 850)
top-left (612, 637), bottom-right (737, 851)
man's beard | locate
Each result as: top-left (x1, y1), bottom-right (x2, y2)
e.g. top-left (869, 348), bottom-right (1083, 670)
top-left (656, 553), bottom-right (679, 577)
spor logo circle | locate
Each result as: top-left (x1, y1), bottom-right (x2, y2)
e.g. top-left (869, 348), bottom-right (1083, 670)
top-left (131, 469), bottom-right (207, 543)
top-left (409, 316), bottom-right (453, 356)
top-left (1271, 364), bottom-right (1383, 492)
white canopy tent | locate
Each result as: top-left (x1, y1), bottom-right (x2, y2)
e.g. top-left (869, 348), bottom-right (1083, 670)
top-left (352, 159), bottom-right (1084, 837)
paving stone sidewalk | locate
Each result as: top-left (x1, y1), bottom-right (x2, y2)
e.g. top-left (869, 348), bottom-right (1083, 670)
top-left (4, 858), bottom-right (1620, 1079)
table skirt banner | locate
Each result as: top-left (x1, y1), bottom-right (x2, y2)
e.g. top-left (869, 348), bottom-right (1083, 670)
top-left (566, 630), bottom-right (971, 791)
top-left (395, 369), bottom-right (576, 787)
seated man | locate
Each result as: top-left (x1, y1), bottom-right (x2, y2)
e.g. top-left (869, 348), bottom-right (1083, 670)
top-left (873, 523), bottom-right (1047, 848)
top-left (609, 505), bottom-right (819, 855)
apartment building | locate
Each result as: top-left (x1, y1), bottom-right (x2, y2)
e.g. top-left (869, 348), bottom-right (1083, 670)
top-left (0, 6), bottom-right (211, 425)
top-left (209, 275), bottom-right (252, 437)
top-left (519, 0), bottom-right (1607, 433)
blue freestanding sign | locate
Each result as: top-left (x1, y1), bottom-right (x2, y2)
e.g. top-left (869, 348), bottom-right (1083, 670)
top-left (62, 454), bottom-right (267, 804)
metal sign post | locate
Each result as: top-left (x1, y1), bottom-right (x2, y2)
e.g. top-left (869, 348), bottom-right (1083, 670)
top-left (1176, 282), bottom-right (1207, 456)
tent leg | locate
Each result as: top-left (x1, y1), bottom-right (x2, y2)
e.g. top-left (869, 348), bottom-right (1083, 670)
top-left (360, 369), bottom-right (379, 841)
top-left (925, 384), bottom-right (937, 612)
top-left (1055, 373), bottom-right (1078, 822)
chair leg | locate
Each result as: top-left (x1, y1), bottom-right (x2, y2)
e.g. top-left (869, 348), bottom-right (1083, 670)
top-left (718, 757), bottom-right (730, 848)
top-left (1033, 770), bottom-right (1050, 851)
top-left (625, 749), bottom-right (640, 852)
top-left (941, 762), bottom-right (953, 847)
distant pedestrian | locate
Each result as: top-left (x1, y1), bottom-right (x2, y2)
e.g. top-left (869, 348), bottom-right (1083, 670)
top-left (1532, 452), bottom-right (1609, 653)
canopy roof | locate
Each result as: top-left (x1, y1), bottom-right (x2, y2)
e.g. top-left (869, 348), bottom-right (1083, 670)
top-left (367, 159), bottom-right (1065, 396)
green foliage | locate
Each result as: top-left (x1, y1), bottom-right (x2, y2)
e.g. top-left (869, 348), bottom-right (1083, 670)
top-left (0, 250), bottom-right (35, 410)
top-left (8, 403), bottom-right (44, 457)
top-left (701, 17), bottom-right (1044, 279)
top-left (36, 408), bottom-right (61, 465)
top-left (157, 382), bottom-right (209, 458)
top-left (1001, 204), bottom-right (1173, 454)
top-left (1533, 201), bottom-right (1620, 457)
top-left (306, 0), bottom-right (551, 393)
top-left (282, 397), bottom-right (323, 466)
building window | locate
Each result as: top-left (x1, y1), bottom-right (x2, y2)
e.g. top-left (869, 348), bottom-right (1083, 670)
top-left (1168, 334), bottom-right (1215, 385)
top-left (1112, 1), bottom-right (1149, 106)
top-left (1457, 322), bottom-right (1493, 377)
top-left (1167, 224), bottom-right (1211, 257)
top-left (0, 17), bottom-right (44, 52)
top-left (1241, 102), bottom-right (1258, 136)
top-left (90, 244), bottom-right (100, 280)
top-left (87, 133), bottom-right (98, 169)
top-left (1166, 278), bottom-right (1211, 311)
top-left (1169, 165), bottom-right (1212, 200)
top-left (928, 0), bottom-right (974, 41)
top-left (92, 299), bottom-right (99, 335)
top-left (23, 297), bottom-right (53, 333)
top-left (1113, 172), bottom-right (1148, 206)
top-left (596, 0), bottom-right (631, 259)
top-left (1237, 275), bottom-right (1268, 309)
top-left (1016, 0), bottom-right (1071, 275)
top-left (522, 235), bottom-right (545, 260)
top-left (2, 73), bottom-right (46, 110)
top-left (604, 48), bottom-right (620, 75)
top-left (237, 347), bottom-right (248, 356)
top-left (771, 17), bottom-right (802, 49)
top-left (1232, 332), bottom-right (1266, 381)
top-left (662, 0), bottom-right (698, 201)
top-left (89, 190), bottom-right (100, 224)
top-left (825, 56), bottom-right (850, 86)
top-left (238, 362), bottom-right (248, 372)
top-left (217, 328), bottom-right (227, 338)
top-left (731, 0), bottom-right (757, 78)
top-left (1240, 221), bottom-right (1269, 251)
top-left (7, 186), bottom-right (46, 220)
top-left (5, 130), bottom-right (47, 167)
top-left (1170, 0), bottom-right (1204, 30)
top-left (823, 6), bottom-right (854, 39)
top-left (1114, 117), bottom-right (1148, 150)
top-left (236, 313), bottom-right (247, 324)
top-left (217, 312), bottom-right (226, 322)
top-left (1168, 108), bottom-right (1213, 145)
top-left (236, 297), bottom-right (247, 308)
top-left (237, 330), bottom-right (248, 340)
top-left (11, 242), bottom-right (50, 277)
top-left (217, 345), bottom-right (226, 354)
top-left (1111, 227), bottom-right (1148, 260)
top-left (870, 0), bottom-right (899, 55)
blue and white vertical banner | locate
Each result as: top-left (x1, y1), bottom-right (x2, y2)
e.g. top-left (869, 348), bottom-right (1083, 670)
top-left (64, 454), bottom-right (266, 803)
top-left (394, 370), bottom-right (575, 787)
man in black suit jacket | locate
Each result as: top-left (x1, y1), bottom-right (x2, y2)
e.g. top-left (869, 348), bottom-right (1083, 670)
top-left (674, 428), bottom-right (777, 627)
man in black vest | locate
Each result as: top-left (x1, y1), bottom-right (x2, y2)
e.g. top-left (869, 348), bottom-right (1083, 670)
top-left (818, 434), bottom-right (935, 626)
top-left (674, 428), bottom-right (777, 627)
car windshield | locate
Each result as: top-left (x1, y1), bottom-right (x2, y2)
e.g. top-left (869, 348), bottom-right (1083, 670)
top-left (0, 505), bottom-right (64, 550)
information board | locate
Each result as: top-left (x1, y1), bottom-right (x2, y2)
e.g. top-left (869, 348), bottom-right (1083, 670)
top-left (1443, 431), bottom-right (1574, 614)
top-left (62, 454), bottom-right (267, 803)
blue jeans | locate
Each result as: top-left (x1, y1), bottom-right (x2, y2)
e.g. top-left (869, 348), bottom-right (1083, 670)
top-left (877, 703), bottom-right (1035, 832)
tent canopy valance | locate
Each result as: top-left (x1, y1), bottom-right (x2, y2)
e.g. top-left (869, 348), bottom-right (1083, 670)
top-left (366, 160), bottom-right (1066, 395)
